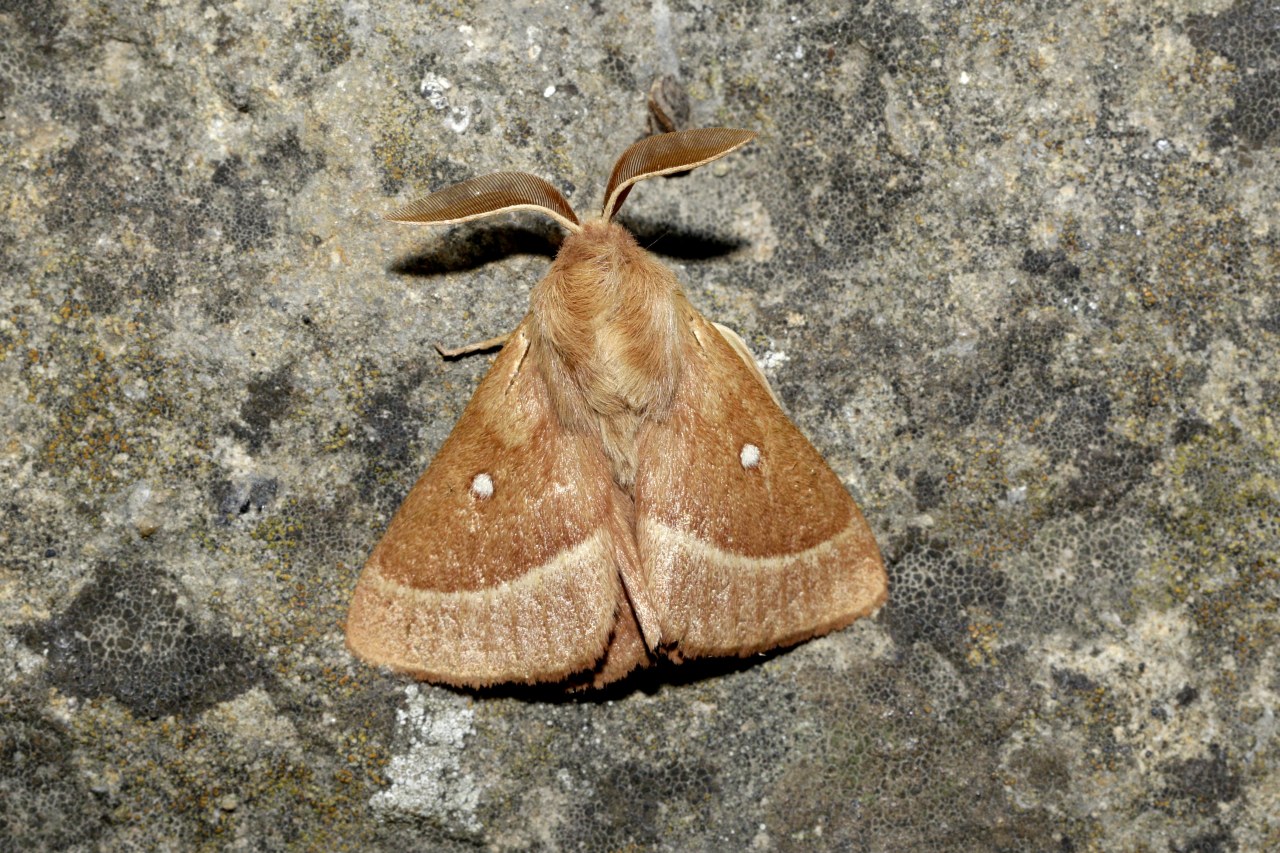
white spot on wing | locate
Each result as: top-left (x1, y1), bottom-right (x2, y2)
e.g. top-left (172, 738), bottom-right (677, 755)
top-left (470, 473), bottom-right (494, 499)
top-left (740, 443), bottom-right (761, 470)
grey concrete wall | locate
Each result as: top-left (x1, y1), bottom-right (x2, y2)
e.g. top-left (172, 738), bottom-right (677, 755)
top-left (2, 1), bottom-right (1276, 849)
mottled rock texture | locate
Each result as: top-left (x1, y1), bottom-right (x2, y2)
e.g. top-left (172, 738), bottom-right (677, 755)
top-left (2, 1), bottom-right (1277, 850)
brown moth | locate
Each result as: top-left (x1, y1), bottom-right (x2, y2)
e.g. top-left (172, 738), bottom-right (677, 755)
top-left (345, 128), bottom-right (888, 689)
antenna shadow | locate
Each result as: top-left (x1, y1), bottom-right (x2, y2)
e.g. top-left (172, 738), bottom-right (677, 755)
top-left (388, 222), bottom-right (563, 277)
top-left (620, 217), bottom-right (748, 261)
top-left (387, 218), bottom-right (745, 278)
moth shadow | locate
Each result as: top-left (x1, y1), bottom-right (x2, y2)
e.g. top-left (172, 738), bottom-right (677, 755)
top-left (457, 650), bottom-right (788, 705)
top-left (621, 216), bottom-right (748, 261)
top-left (387, 219), bottom-right (744, 278)
top-left (387, 222), bottom-right (563, 277)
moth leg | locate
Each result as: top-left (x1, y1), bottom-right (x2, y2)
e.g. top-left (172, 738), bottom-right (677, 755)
top-left (434, 332), bottom-right (512, 358)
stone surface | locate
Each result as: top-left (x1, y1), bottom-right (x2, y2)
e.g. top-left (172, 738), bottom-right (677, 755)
top-left (2, 0), bottom-right (1278, 850)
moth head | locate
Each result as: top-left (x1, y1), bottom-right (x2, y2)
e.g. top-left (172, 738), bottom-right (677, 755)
top-left (383, 128), bottom-right (756, 233)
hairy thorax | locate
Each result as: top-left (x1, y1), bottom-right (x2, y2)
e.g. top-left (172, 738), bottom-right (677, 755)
top-left (529, 219), bottom-right (686, 490)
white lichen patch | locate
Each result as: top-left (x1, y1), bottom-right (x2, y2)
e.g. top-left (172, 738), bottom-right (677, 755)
top-left (370, 686), bottom-right (480, 833)
top-left (758, 349), bottom-right (790, 372)
top-left (419, 73), bottom-right (452, 110)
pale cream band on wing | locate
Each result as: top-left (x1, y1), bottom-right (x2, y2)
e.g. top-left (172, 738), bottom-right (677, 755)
top-left (363, 527), bottom-right (610, 602)
top-left (639, 514), bottom-right (871, 573)
top-left (358, 528), bottom-right (619, 682)
top-left (636, 514), bottom-right (885, 655)
top-left (356, 515), bottom-right (881, 676)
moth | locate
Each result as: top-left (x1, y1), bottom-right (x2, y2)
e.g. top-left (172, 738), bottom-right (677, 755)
top-left (345, 128), bottom-right (888, 689)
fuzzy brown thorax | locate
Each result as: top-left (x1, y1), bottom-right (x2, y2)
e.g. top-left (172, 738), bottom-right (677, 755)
top-left (529, 219), bottom-right (686, 490)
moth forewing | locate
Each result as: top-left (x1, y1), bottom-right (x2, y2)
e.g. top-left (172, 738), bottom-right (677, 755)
top-left (345, 324), bottom-right (641, 687)
top-left (632, 310), bottom-right (887, 659)
top-left (710, 322), bottom-right (782, 407)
